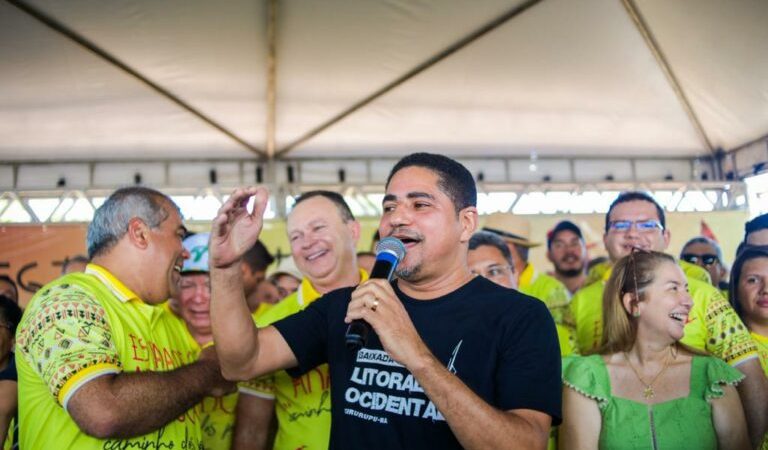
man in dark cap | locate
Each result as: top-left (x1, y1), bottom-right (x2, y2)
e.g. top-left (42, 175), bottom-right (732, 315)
top-left (546, 221), bottom-right (587, 295)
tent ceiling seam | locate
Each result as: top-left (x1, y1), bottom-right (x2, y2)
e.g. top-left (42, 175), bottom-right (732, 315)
top-left (273, 0), bottom-right (545, 158)
top-left (265, 0), bottom-right (277, 160)
top-left (6, 0), bottom-right (266, 158)
top-left (620, 0), bottom-right (715, 156)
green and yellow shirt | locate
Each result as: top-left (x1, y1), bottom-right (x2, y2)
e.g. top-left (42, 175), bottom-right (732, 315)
top-left (15, 264), bottom-right (203, 450)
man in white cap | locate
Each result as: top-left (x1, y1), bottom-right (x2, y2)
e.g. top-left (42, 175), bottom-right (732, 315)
top-left (176, 233), bottom-right (239, 450)
top-left (482, 213), bottom-right (571, 326)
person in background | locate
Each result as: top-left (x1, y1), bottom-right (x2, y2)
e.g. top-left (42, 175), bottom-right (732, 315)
top-left (356, 251), bottom-right (376, 274)
top-left (680, 236), bottom-right (728, 294)
top-left (469, 230), bottom-right (574, 450)
top-left (569, 191), bottom-right (767, 447)
top-left (468, 231), bottom-right (517, 289)
top-left (561, 250), bottom-right (749, 449)
top-left (546, 220), bottom-right (587, 295)
top-left (0, 277), bottom-right (17, 304)
top-left (241, 240), bottom-right (275, 300)
top-left (267, 258), bottom-right (302, 300)
top-left (15, 186), bottom-right (233, 450)
top-left (729, 245), bottom-right (768, 377)
top-left (61, 255), bottom-right (89, 275)
top-left (745, 214), bottom-right (768, 246)
top-left (176, 233), bottom-right (239, 450)
top-left (0, 295), bottom-right (21, 449)
top-left (482, 213), bottom-right (571, 326)
top-left (232, 190), bottom-right (366, 450)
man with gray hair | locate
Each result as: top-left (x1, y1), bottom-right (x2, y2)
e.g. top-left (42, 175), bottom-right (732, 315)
top-left (15, 186), bottom-right (233, 450)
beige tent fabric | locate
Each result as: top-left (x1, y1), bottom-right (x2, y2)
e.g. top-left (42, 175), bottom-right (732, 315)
top-left (0, 0), bottom-right (766, 162)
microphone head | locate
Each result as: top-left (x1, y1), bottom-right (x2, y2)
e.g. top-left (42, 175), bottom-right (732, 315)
top-left (375, 236), bottom-right (406, 261)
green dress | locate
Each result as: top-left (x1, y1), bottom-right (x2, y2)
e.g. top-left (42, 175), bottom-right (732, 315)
top-left (562, 354), bottom-right (743, 449)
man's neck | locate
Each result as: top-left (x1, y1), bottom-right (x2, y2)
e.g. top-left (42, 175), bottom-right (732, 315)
top-left (398, 256), bottom-right (475, 300)
top-left (91, 253), bottom-right (146, 298)
top-left (311, 264), bottom-right (362, 294)
top-left (555, 272), bottom-right (585, 294)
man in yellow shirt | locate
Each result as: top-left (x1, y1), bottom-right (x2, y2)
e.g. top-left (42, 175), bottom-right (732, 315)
top-left (15, 186), bottom-right (233, 450)
top-left (174, 232), bottom-right (241, 450)
top-left (483, 213), bottom-right (571, 326)
top-left (569, 190), bottom-right (767, 446)
top-left (233, 191), bottom-right (365, 450)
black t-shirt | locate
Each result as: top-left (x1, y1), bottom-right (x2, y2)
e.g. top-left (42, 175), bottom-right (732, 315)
top-left (273, 276), bottom-right (562, 450)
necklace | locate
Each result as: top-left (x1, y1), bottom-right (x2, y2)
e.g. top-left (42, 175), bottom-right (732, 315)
top-left (623, 346), bottom-right (674, 399)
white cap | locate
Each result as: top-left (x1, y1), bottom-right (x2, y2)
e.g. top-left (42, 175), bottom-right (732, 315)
top-left (182, 233), bottom-right (210, 273)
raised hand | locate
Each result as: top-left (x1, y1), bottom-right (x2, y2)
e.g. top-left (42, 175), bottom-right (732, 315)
top-left (209, 187), bottom-right (269, 269)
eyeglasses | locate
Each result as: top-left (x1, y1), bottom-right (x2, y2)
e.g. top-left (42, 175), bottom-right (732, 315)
top-left (471, 264), bottom-right (514, 280)
top-left (680, 253), bottom-right (718, 266)
top-left (608, 220), bottom-right (664, 233)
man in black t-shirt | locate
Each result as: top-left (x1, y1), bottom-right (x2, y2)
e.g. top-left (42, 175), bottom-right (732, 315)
top-left (210, 153), bottom-right (562, 450)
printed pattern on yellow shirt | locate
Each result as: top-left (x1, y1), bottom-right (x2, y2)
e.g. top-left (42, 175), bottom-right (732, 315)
top-left (15, 266), bottom-right (203, 450)
top-left (570, 264), bottom-right (757, 366)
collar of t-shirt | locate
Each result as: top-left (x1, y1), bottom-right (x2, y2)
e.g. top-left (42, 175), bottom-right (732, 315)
top-left (85, 263), bottom-right (142, 303)
top-left (297, 268), bottom-right (369, 307)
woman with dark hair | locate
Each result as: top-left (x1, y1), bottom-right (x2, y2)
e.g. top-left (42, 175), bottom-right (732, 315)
top-left (729, 245), bottom-right (768, 376)
top-left (560, 250), bottom-right (749, 449)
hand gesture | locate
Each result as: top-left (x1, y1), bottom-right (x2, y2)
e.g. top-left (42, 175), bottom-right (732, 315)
top-left (345, 279), bottom-right (431, 369)
top-left (209, 187), bottom-right (269, 269)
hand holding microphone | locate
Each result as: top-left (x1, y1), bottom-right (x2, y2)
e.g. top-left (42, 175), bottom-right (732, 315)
top-left (345, 237), bottom-right (406, 350)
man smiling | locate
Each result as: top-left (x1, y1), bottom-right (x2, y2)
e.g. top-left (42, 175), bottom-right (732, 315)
top-left (16, 187), bottom-right (232, 450)
top-left (569, 191), bottom-right (767, 446)
top-left (211, 153), bottom-right (561, 450)
top-left (233, 191), bottom-right (366, 450)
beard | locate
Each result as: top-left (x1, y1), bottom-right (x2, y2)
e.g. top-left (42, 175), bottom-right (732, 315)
top-left (555, 267), bottom-right (583, 278)
top-left (395, 263), bottom-right (422, 281)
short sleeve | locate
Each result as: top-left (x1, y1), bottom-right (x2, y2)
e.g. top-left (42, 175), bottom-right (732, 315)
top-left (238, 374), bottom-right (276, 400)
top-left (495, 298), bottom-right (563, 425)
top-left (271, 292), bottom-right (336, 378)
top-left (562, 355), bottom-right (610, 410)
top-left (690, 285), bottom-right (757, 366)
top-left (700, 357), bottom-right (745, 401)
top-left (15, 283), bottom-right (121, 409)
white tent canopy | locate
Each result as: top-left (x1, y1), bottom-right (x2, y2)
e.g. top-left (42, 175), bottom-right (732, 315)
top-left (1, 0), bottom-right (767, 168)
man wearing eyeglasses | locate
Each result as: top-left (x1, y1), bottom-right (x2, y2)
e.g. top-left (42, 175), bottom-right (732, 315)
top-left (569, 191), bottom-right (767, 447)
top-left (680, 236), bottom-right (728, 294)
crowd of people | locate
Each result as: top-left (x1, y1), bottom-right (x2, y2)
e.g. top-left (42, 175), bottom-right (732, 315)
top-left (2, 152), bottom-right (768, 449)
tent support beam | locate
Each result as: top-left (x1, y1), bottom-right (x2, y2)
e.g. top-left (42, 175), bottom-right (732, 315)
top-left (265, 0), bottom-right (278, 160)
top-left (7, 0), bottom-right (266, 158)
top-left (275, 0), bottom-right (544, 157)
top-left (729, 132), bottom-right (768, 154)
top-left (620, 0), bottom-right (715, 157)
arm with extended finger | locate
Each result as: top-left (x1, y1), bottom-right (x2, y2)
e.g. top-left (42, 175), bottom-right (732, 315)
top-left (209, 187), bottom-right (297, 380)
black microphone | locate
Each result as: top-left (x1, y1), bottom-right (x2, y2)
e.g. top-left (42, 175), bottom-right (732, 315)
top-left (345, 237), bottom-right (406, 351)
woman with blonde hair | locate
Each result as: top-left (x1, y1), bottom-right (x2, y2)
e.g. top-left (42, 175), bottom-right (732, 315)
top-left (560, 250), bottom-right (749, 449)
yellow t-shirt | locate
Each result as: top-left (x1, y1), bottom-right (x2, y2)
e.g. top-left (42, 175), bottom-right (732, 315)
top-left (752, 332), bottom-right (768, 377)
top-left (570, 263), bottom-right (757, 366)
top-left (15, 264), bottom-right (203, 450)
top-left (166, 311), bottom-right (239, 450)
top-left (240, 270), bottom-right (367, 450)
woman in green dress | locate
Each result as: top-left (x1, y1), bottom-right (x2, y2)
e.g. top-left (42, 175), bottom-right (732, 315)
top-left (560, 250), bottom-right (749, 449)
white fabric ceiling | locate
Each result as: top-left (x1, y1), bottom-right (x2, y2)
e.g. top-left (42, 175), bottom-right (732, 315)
top-left (0, 0), bottom-right (767, 162)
